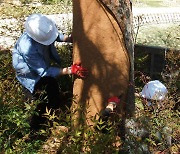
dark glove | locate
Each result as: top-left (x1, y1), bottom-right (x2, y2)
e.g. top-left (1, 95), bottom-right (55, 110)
top-left (71, 62), bottom-right (88, 78)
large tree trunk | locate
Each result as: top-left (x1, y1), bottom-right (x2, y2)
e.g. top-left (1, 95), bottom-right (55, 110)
top-left (72, 0), bottom-right (134, 127)
top-left (101, 0), bottom-right (135, 116)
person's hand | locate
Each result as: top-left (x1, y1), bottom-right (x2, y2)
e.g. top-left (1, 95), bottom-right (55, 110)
top-left (68, 34), bottom-right (73, 43)
top-left (107, 96), bottom-right (120, 109)
top-left (71, 62), bottom-right (88, 78)
top-left (108, 96), bottom-right (120, 104)
top-left (64, 34), bottom-right (73, 43)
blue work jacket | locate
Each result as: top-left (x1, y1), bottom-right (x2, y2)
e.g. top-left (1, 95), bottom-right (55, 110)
top-left (12, 32), bottom-right (65, 93)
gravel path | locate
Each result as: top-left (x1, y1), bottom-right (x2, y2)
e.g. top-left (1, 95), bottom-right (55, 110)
top-left (133, 7), bottom-right (180, 16)
top-left (0, 7), bottom-right (180, 50)
top-left (0, 13), bottom-right (73, 49)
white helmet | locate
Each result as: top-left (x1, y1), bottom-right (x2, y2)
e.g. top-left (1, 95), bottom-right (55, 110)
top-left (141, 80), bottom-right (168, 101)
top-left (25, 13), bottom-right (58, 45)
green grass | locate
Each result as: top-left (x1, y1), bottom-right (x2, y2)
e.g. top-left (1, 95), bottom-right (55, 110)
top-left (135, 24), bottom-right (180, 50)
top-left (133, 0), bottom-right (180, 7)
top-left (0, 41), bottom-right (179, 154)
top-left (0, 2), bottom-right (72, 18)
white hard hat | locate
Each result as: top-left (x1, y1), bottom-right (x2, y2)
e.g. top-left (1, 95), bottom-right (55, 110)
top-left (141, 80), bottom-right (168, 101)
top-left (25, 13), bottom-right (58, 45)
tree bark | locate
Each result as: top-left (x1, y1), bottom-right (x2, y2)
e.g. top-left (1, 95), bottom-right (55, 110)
top-left (72, 0), bottom-right (134, 127)
top-left (100, 0), bottom-right (135, 116)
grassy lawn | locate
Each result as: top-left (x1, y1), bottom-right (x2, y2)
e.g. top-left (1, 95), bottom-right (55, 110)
top-left (0, 2), bottom-right (72, 18)
top-left (133, 0), bottom-right (180, 7)
top-left (135, 24), bottom-right (180, 50)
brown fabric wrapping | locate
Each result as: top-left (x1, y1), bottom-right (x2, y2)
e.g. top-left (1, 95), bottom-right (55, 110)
top-left (72, 0), bottom-right (133, 126)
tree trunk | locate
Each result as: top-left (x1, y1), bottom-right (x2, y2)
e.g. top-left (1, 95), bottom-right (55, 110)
top-left (72, 0), bottom-right (134, 127)
top-left (101, 0), bottom-right (135, 116)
